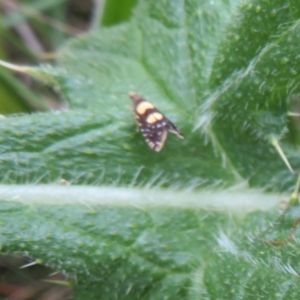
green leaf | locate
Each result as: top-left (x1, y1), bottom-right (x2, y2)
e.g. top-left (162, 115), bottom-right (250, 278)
top-left (0, 21), bottom-right (44, 114)
top-left (1, 0), bottom-right (300, 299)
top-left (99, 0), bottom-right (138, 27)
top-left (0, 64), bottom-right (49, 114)
top-left (0, 187), bottom-right (285, 299)
top-left (0, 68), bottom-right (32, 114)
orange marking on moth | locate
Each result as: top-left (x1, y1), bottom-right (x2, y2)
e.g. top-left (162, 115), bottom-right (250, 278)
top-left (146, 112), bottom-right (163, 124)
top-left (136, 101), bottom-right (155, 115)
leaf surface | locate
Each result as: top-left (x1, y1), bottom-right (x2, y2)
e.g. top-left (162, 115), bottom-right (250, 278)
top-left (1, 0), bottom-right (300, 299)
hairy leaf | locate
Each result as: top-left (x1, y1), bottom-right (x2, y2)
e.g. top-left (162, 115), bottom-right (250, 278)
top-left (1, 0), bottom-right (300, 299)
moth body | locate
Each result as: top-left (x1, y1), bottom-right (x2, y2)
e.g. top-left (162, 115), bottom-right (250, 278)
top-left (129, 91), bottom-right (183, 152)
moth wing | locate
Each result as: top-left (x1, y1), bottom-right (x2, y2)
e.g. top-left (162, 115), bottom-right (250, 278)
top-left (141, 125), bottom-right (168, 152)
top-left (165, 119), bottom-right (184, 139)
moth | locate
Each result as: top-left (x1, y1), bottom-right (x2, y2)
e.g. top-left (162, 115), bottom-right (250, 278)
top-left (129, 91), bottom-right (183, 152)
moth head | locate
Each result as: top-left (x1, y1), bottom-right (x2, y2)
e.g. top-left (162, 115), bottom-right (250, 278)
top-left (128, 91), bottom-right (140, 104)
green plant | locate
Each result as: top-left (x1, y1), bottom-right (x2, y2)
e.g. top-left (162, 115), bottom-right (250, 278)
top-left (1, 0), bottom-right (300, 299)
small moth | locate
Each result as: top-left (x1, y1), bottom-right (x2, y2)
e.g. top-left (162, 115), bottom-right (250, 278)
top-left (129, 91), bottom-right (183, 152)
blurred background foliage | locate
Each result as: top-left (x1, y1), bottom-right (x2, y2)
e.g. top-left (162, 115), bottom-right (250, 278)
top-left (0, 0), bottom-right (137, 114)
